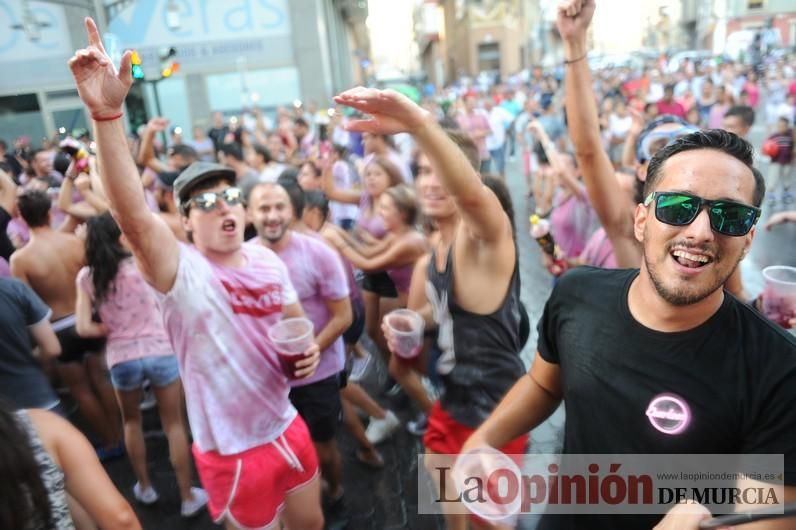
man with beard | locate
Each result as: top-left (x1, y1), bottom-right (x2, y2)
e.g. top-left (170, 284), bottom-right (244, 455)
top-left (247, 182), bottom-right (352, 529)
top-left (461, 14), bottom-right (796, 530)
top-left (462, 4), bottom-right (796, 529)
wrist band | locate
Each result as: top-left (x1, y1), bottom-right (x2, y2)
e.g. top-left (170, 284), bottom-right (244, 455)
top-left (564, 53), bottom-right (587, 65)
top-left (92, 112), bottom-right (123, 122)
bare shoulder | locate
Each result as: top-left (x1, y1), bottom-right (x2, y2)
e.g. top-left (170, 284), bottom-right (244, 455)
top-left (24, 408), bottom-right (72, 464)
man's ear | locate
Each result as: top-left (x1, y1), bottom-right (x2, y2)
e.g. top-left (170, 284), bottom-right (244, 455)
top-left (634, 203), bottom-right (648, 243)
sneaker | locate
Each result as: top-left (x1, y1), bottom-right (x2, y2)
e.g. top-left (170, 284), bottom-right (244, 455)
top-left (365, 410), bottom-right (401, 444)
top-left (133, 482), bottom-right (159, 505)
top-left (139, 382), bottom-right (157, 411)
top-left (783, 191), bottom-right (793, 205)
top-left (406, 413), bottom-right (428, 437)
top-left (181, 487), bottom-right (208, 517)
top-left (349, 352), bottom-right (371, 382)
top-left (323, 493), bottom-right (350, 530)
top-left (382, 376), bottom-right (402, 397)
top-left (768, 194), bottom-right (778, 206)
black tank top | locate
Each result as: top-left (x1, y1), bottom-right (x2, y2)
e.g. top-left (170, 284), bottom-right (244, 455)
top-left (426, 245), bottom-right (526, 428)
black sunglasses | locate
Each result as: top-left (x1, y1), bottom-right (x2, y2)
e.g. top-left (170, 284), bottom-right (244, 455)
top-left (644, 191), bottom-right (761, 237)
top-left (182, 187), bottom-right (244, 214)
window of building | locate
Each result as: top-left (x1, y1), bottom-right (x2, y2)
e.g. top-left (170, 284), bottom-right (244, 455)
top-left (747, 0), bottom-right (764, 9)
top-left (0, 94), bottom-right (46, 148)
top-left (478, 42), bottom-right (500, 73)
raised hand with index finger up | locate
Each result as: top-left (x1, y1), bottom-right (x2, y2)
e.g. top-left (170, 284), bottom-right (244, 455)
top-left (68, 17), bottom-right (133, 120)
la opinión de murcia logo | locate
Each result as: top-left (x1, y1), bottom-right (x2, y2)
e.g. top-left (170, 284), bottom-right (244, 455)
top-left (646, 394), bottom-right (691, 435)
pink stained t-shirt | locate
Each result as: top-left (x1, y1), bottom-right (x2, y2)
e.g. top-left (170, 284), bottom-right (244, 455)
top-left (550, 188), bottom-right (594, 258)
top-left (76, 259), bottom-right (173, 369)
top-left (158, 243), bottom-right (299, 455)
top-left (264, 232), bottom-right (350, 386)
top-left (579, 227), bottom-right (618, 269)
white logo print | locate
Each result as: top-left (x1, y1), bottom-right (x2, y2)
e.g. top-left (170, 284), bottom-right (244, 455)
top-left (426, 280), bottom-right (456, 375)
top-left (646, 394), bottom-right (691, 435)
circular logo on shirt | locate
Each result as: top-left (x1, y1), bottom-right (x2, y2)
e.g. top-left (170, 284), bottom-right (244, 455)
top-left (646, 393), bottom-right (691, 435)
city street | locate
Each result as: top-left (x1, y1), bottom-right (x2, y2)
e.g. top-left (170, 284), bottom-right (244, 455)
top-left (93, 133), bottom-right (795, 529)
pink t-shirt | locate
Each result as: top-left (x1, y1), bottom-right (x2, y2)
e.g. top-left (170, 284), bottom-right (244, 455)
top-left (265, 232), bottom-right (349, 386)
top-left (457, 111), bottom-right (490, 160)
top-left (77, 259), bottom-right (173, 368)
top-left (550, 188), bottom-right (594, 258)
top-left (158, 243), bottom-right (299, 455)
top-left (580, 227), bottom-right (618, 269)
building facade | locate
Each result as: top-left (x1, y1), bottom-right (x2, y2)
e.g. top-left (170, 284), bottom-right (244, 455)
top-left (0, 0), bottom-right (369, 144)
top-left (725, 0), bottom-right (796, 47)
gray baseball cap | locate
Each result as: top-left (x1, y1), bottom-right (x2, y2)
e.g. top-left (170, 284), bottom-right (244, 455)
top-left (172, 161), bottom-right (236, 210)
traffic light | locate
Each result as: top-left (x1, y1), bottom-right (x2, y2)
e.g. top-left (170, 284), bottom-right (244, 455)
top-left (130, 50), bottom-right (144, 80)
top-left (161, 61), bottom-right (180, 78)
top-left (159, 46), bottom-right (179, 79)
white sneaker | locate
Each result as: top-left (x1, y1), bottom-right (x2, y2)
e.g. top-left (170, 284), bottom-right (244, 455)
top-left (181, 487), bottom-right (209, 517)
top-left (139, 383), bottom-right (157, 411)
top-left (365, 410), bottom-right (401, 444)
top-left (133, 482), bottom-right (159, 505)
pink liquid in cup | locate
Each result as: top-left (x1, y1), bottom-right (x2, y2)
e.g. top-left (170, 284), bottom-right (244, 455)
top-left (386, 309), bottom-right (424, 363)
top-left (762, 266), bottom-right (796, 330)
top-left (267, 317), bottom-right (315, 380)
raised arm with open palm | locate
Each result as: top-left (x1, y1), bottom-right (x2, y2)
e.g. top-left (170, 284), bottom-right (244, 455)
top-left (334, 87), bottom-right (511, 245)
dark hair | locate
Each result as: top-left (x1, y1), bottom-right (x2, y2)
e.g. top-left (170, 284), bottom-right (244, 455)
top-left (277, 173), bottom-right (305, 218)
top-left (664, 83), bottom-right (675, 93)
top-left (0, 139), bottom-right (7, 150)
top-left (644, 129), bottom-right (765, 207)
top-left (304, 190), bottom-right (329, 220)
top-left (724, 105), bottom-right (755, 127)
top-left (384, 184), bottom-right (419, 226)
top-left (444, 128), bottom-right (480, 171)
top-left (332, 143), bottom-right (348, 157)
top-left (85, 212), bottom-right (131, 304)
top-left (220, 142), bottom-right (244, 162)
top-left (301, 161), bottom-right (321, 178)
top-left (481, 174), bottom-right (516, 236)
top-left (294, 117), bottom-right (309, 129)
top-left (252, 143), bottom-right (273, 164)
top-left (169, 144), bottom-right (198, 165)
top-left (365, 156), bottom-right (404, 190)
top-left (0, 402), bottom-right (54, 530)
top-left (17, 190), bottom-right (51, 228)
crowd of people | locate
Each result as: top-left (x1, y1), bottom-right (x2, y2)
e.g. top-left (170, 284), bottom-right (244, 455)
top-left (1, 1), bottom-right (796, 529)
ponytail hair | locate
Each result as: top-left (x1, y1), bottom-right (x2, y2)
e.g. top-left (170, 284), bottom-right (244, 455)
top-left (85, 212), bottom-right (130, 304)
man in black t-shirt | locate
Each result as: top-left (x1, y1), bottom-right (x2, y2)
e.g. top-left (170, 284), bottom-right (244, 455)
top-left (463, 103), bottom-right (796, 530)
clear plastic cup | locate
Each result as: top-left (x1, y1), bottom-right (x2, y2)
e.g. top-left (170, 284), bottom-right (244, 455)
top-left (385, 309), bottom-right (424, 362)
top-left (267, 317), bottom-right (315, 379)
top-left (761, 266), bottom-right (796, 330)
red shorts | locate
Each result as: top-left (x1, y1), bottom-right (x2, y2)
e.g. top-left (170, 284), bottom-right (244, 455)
top-left (193, 415), bottom-right (319, 529)
top-left (423, 401), bottom-right (529, 456)
top-left (423, 402), bottom-right (528, 525)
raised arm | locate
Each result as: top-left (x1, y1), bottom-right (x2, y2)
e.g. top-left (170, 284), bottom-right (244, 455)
top-left (558, 0), bottom-right (630, 238)
top-left (68, 17), bottom-right (178, 293)
top-left (529, 119), bottom-right (587, 201)
top-left (321, 154), bottom-right (361, 204)
top-left (335, 88), bottom-right (510, 244)
top-left (136, 117), bottom-right (170, 173)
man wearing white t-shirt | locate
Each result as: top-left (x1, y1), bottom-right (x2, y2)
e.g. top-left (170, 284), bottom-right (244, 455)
top-left (68, 19), bottom-right (323, 530)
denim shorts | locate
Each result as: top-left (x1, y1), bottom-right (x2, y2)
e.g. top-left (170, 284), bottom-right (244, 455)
top-left (109, 355), bottom-right (180, 391)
